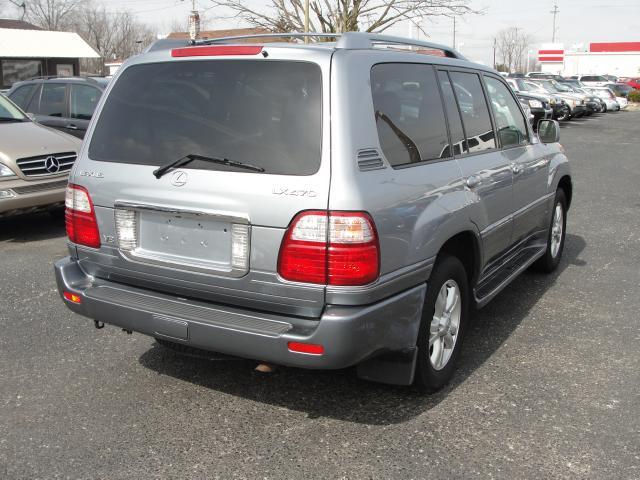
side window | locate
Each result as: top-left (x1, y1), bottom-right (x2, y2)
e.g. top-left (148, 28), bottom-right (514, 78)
top-left (371, 63), bottom-right (450, 167)
top-left (437, 70), bottom-right (467, 156)
top-left (38, 83), bottom-right (66, 117)
top-left (484, 76), bottom-right (528, 148)
top-left (70, 84), bottom-right (101, 120)
top-left (8, 84), bottom-right (37, 110)
top-left (449, 71), bottom-right (496, 153)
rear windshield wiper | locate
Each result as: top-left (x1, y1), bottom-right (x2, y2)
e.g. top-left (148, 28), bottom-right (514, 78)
top-left (153, 153), bottom-right (265, 179)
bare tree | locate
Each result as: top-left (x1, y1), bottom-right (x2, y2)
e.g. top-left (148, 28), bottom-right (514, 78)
top-left (495, 27), bottom-right (532, 73)
top-left (24, 0), bottom-right (85, 30)
top-left (209, 0), bottom-right (475, 35)
top-left (70, 4), bottom-right (156, 74)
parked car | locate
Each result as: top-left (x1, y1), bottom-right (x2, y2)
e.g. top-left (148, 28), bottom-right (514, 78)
top-left (603, 75), bottom-right (618, 83)
top-left (507, 78), bottom-right (570, 121)
top-left (55, 32), bottom-right (572, 391)
top-left (620, 77), bottom-right (640, 90)
top-left (560, 84), bottom-right (602, 114)
top-left (569, 74), bottom-right (609, 87)
top-left (605, 83), bottom-right (634, 98)
top-left (584, 87), bottom-right (620, 112)
top-left (0, 93), bottom-right (81, 217)
top-left (526, 80), bottom-right (587, 118)
top-left (514, 91), bottom-right (553, 128)
top-left (7, 76), bottom-right (108, 139)
top-left (525, 72), bottom-right (565, 81)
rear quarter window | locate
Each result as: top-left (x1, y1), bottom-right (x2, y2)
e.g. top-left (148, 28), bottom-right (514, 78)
top-left (88, 60), bottom-right (322, 176)
top-left (371, 63), bottom-right (450, 167)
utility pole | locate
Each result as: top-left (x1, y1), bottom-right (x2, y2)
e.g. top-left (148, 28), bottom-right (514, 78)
top-left (452, 16), bottom-right (456, 50)
top-left (304, 0), bottom-right (310, 43)
top-left (551, 3), bottom-right (559, 43)
top-left (493, 37), bottom-right (497, 69)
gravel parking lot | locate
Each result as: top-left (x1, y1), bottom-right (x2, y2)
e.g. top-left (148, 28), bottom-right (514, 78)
top-left (1, 111), bottom-right (638, 479)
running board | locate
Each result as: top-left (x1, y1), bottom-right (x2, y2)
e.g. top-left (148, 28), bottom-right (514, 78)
top-left (474, 246), bottom-right (546, 308)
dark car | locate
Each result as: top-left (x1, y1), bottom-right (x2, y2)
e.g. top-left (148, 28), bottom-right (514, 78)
top-left (7, 76), bottom-right (108, 139)
top-left (515, 92), bottom-right (553, 129)
top-left (605, 83), bottom-right (634, 98)
top-left (507, 77), bottom-right (570, 121)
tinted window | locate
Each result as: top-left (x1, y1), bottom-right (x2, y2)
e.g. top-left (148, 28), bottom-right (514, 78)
top-left (70, 84), bottom-right (101, 120)
top-left (38, 83), bottom-right (66, 117)
top-left (449, 71), bottom-right (496, 153)
top-left (89, 61), bottom-right (321, 175)
top-left (8, 84), bottom-right (37, 109)
top-left (582, 76), bottom-right (606, 82)
top-left (484, 77), bottom-right (528, 148)
top-left (437, 70), bottom-right (467, 156)
top-left (371, 63), bottom-right (450, 166)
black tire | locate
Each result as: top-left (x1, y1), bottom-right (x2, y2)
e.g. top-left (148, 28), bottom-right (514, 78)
top-left (532, 189), bottom-right (567, 273)
top-left (557, 106), bottom-right (571, 121)
top-left (601, 104), bottom-right (607, 113)
top-left (414, 254), bottom-right (469, 392)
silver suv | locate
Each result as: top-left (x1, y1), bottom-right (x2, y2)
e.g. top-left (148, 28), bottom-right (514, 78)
top-left (55, 33), bottom-right (572, 391)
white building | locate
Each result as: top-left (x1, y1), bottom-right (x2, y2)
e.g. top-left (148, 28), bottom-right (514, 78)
top-left (538, 42), bottom-right (640, 77)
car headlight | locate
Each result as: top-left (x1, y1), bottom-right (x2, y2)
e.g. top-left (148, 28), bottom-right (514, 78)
top-left (0, 163), bottom-right (17, 178)
top-left (529, 99), bottom-right (543, 108)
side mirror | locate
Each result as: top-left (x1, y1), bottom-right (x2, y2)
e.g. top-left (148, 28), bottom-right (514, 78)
top-left (538, 119), bottom-right (560, 143)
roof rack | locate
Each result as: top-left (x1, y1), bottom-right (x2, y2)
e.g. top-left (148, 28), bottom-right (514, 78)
top-left (27, 75), bottom-right (104, 84)
top-left (193, 31), bottom-right (466, 60)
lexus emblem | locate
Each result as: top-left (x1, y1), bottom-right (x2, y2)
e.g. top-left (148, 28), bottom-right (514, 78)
top-left (44, 156), bottom-right (60, 174)
top-left (170, 170), bottom-right (188, 187)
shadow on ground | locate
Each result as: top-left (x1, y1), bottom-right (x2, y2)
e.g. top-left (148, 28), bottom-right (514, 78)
top-left (138, 234), bottom-right (587, 425)
top-left (0, 211), bottom-right (66, 243)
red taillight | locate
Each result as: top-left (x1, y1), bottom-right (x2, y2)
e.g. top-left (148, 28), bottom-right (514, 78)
top-left (287, 342), bottom-right (324, 355)
top-left (65, 184), bottom-right (100, 248)
top-left (63, 291), bottom-right (82, 304)
top-left (171, 45), bottom-right (263, 57)
top-left (277, 211), bottom-right (380, 286)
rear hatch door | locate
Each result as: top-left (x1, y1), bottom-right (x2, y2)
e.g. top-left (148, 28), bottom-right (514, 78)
top-left (73, 49), bottom-right (331, 317)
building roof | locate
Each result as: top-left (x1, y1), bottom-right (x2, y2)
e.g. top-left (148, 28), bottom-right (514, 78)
top-left (167, 27), bottom-right (283, 42)
top-left (0, 19), bottom-right (41, 30)
top-left (0, 28), bottom-right (100, 58)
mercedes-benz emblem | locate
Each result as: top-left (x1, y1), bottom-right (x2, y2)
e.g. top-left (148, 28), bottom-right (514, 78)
top-left (170, 170), bottom-right (188, 187)
top-left (44, 156), bottom-right (60, 174)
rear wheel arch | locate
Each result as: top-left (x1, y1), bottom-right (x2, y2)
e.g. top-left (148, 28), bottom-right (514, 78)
top-left (435, 231), bottom-right (481, 289)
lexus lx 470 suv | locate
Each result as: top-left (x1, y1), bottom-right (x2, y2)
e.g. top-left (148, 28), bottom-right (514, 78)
top-left (55, 32), bottom-right (572, 391)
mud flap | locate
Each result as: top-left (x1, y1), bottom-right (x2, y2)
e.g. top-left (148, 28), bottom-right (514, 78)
top-left (356, 347), bottom-right (417, 386)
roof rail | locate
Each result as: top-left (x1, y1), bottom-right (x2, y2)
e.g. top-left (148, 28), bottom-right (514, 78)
top-left (336, 32), bottom-right (466, 60)
top-left (195, 32), bottom-right (341, 45)
top-left (27, 75), bottom-right (104, 84)
top-left (169, 31), bottom-right (465, 60)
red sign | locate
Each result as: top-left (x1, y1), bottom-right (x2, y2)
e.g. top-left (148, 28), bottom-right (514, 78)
top-left (590, 42), bottom-right (640, 52)
top-left (539, 49), bottom-right (564, 62)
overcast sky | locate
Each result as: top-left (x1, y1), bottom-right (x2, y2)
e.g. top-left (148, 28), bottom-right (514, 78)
top-left (5, 0), bottom-right (640, 65)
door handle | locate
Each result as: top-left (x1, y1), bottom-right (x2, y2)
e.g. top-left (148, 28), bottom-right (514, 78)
top-left (512, 164), bottom-right (523, 175)
top-left (66, 124), bottom-right (78, 130)
top-left (466, 175), bottom-right (482, 189)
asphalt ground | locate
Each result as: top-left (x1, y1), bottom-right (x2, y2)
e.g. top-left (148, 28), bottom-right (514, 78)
top-left (1, 110), bottom-right (638, 479)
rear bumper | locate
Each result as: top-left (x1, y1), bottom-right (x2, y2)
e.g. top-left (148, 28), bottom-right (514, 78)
top-left (55, 256), bottom-right (426, 370)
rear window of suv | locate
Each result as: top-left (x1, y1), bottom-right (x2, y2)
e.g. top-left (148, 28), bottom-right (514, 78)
top-left (88, 60), bottom-right (322, 176)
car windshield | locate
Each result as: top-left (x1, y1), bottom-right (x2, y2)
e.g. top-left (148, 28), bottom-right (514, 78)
top-left (88, 60), bottom-right (322, 176)
top-left (0, 94), bottom-right (27, 121)
top-left (540, 81), bottom-right (559, 93)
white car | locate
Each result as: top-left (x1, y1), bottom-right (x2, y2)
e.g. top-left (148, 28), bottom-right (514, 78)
top-left (570, 75), bottom-right (610, 87)
top-left (615, 96), bottom-right (628, 110)
top-left (584, 87), bottom-right (620, 112)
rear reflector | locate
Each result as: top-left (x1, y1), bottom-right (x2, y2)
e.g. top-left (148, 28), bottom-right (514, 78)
top-left (63, 291), bottom-right (82, 304)
top-left (171, 45), bottom-right (263, 57)
top-left (287, 342), bottom-right (324, 355)
top-left (65, 184), bottom-right (101, 249)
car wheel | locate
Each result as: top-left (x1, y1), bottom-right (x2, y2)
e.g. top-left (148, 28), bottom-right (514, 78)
top-left (414, 254), bottom-right (469, 392)
top-left (557, 106), bottom-right (571, 121)
top-left (601, 104), bottom-right (607, 112)
top-left (532, 189), bottom-right (567, 273)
